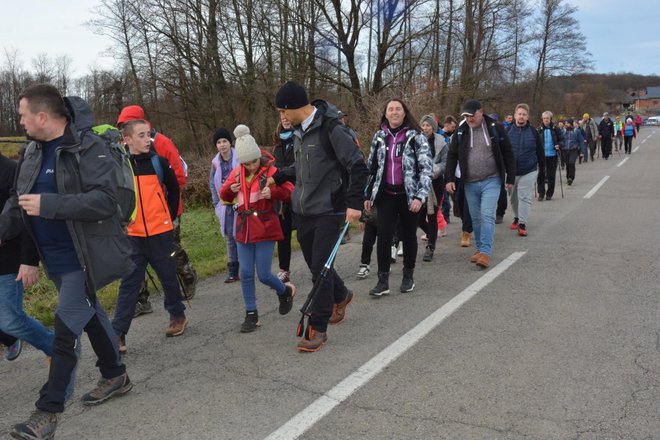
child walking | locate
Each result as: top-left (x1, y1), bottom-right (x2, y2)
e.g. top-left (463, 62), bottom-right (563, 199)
top-left (220, 125), bottom-right (296, 333)
top-left (210, 128), bottom-right (240, 283)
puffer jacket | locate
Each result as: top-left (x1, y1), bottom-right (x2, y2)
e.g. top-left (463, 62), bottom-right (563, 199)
top-left (272, 100), bottom-right (368, 217)
top-left (220, 151), bottom-right (294, 244)
top-left (0, 122), bottom-right (134, 301)
top-left (366, 126), bottom-right (433, 206)
top-left (507, 122), bottom-right (545, 176)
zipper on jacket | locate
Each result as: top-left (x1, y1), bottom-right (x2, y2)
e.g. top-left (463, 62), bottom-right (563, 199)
top-left (135, 175), bottom-right (150, 237)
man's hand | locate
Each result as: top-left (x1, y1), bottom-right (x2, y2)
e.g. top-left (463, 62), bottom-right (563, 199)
top-left (266, 177), bottom-right (275, 187)
top-left (410, 199), bottom-right (423, 213)
top-left (345, 208), bottom-right (361, 223)
top-left (16, 264), bottom-right (39, 289)
top-left (18, 194), bottom-right (41, 216)
top-left (261, 186), bottom-right (271, 199)
top-left (446, 182), bottom-right (456, 194)
top-left (230, 183), bottom-right (240, 193)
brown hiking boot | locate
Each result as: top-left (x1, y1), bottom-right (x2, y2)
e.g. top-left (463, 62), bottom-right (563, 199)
top-left (461, 231), bottom-right (471, 247)
top-left (81, 372), bottom-right (132, 406)
top-left (297, 327), bottom-right (328, 352)
top-left (329, 291), bottom-right (353, 325)
top-left (470, 251), bottom-right (482, 263)
top-left (165, 315), bottom-right (188, 337)
top-left (476, 253), bottom-right (490, 268)
top-left (12, 410), bottom-right (59, 440)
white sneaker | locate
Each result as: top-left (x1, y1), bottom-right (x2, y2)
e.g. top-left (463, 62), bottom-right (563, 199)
top-left (397, 243), bottom-right (403, 256)
top-left (390, 245), bottom-right (397, 263)
top-left (356, 264), bottom-right (370, 279)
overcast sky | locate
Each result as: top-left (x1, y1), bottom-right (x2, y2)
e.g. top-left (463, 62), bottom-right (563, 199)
top-left (1, 0), bottom-right (658, 77)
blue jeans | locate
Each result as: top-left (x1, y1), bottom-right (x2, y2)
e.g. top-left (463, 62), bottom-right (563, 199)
top-left (464, 177), bottom-right (501, 256)
top-left (237, 241), bottom-right (286, 312)
top-left (0, 273), bottom-right (54, 356)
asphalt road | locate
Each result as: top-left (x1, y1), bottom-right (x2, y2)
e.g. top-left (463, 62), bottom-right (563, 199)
top-left (1, 129), bottom-right (659, 440)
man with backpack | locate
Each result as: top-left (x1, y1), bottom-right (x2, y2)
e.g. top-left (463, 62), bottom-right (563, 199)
top-left (271, 81), bottom-right (369, 352)
top-left (117, 105), bottom-right (198, 314)
top-left (1, 83), bottom-right (132, 440)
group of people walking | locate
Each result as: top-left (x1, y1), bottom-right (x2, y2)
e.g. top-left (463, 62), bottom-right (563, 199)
top-left (0, 79), bottom-right (638, 440)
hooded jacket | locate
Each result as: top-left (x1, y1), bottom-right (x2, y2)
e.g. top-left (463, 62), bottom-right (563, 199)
top-left (445, 115), bottom-right (516, 185)
top-left (273, 100), bottom-right (368, 217)
top-left (0, 118), bottom-right (134, 301)
top-left (220, 151), bottom-right (293, 243)
top-left (365, 125), bottom-right (433, 207)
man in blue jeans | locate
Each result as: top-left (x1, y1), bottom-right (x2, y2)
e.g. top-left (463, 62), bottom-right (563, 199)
top-left (445, 100), bottom-right (515, 268)
top-left (0, 153), bottom-right (54, 361)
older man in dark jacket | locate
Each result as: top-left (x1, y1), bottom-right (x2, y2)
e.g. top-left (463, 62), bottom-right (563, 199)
top-left (445, 100), bottom-right (516, 268)
top-left (0, 84), bottom-right (133, 439)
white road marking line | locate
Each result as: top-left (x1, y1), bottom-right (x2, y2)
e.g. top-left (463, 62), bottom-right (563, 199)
top-left (641, 139), bottom-right (646, 144)
top-left (633, 146), bottom-right (640, 153)
top-left (264, 251), bottom-right (527, 440)
top-left (584, 176), bottom-right (610, 199)
top-left (617, 157), bottom-right (629, 167)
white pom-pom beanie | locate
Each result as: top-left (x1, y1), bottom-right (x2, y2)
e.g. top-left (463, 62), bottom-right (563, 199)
top-left (233, 124), bottom-right (261, 164)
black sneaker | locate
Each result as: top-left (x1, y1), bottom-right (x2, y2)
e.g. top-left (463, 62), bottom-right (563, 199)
top-left (369, 272), bottom-right (390, 297)
top-left (240, 311), bottom-right (261, 333)
top-left (422, 246), bottom-right (434, 262)
top-left (400, 268), bottom-right (415, 293)
top-left (278, 283), bottom-right (296, 315)
top-left (11, 410), bottom-right (59, 440)
top-left (81, 373), bottom-right (132, 406)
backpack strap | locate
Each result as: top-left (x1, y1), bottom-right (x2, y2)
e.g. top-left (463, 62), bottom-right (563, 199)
top-left (150, 155), bottom-right (164, 184)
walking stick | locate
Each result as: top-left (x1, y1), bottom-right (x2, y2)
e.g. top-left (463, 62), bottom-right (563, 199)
top-left (297, 222), bottom-right (351, 339)
top-left (557, 152), bottom-right (564, 198)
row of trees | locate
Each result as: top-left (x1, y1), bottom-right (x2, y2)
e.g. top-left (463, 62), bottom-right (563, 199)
top-left (2, 0), bottom-right (592, 150)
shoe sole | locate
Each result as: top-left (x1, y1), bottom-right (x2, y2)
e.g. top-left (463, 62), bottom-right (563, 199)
top-left (240, 322), bottom-right (262, 333)
top-left (476, 261), bottom-right (490, 268)
top-left (400, 283), bottom-right (415, 293)
top-left (369, 290), bottom-right (390, 297)
top-left (11, 431), bottom-right (54, 440)
top-left (81, 382), bottom-right (133, 406)
top-left (297, 340), bottom-right (327, 352)
top-left (166, 319), bottom-right (188, 337)
top-left (329, 293), bottom-right (354, 325)
top-left (356, 273), bottom-right (369, 279)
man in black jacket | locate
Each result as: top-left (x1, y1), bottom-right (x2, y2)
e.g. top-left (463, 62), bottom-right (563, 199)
top-left (598, 112), bottom-right (615, 160)
top-left (0, 84), bottom-right (133, 439)
top-left (272, 81), bottom-right (368, 352)
top-left (0, 153), bottom-right (54, 363)
top-left (445, 100), bottom-right (516, 268)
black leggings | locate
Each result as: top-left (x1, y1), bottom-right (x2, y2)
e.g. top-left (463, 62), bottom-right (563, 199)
top-left (418, 205), bottom-right (438, 249)
top-left (277, 204), bottom-right (293, 271)
top-left (360, 222), bottom-right (378, 265)
top-left (376, 193), bottom-right (419, 272)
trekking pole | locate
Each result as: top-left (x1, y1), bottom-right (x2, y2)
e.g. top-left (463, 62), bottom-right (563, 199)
top-left (146, 268), bottom-right (160, 294)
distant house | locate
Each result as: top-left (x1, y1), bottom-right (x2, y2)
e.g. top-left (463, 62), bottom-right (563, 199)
top-left (633, 86), bottom-right (660, 111)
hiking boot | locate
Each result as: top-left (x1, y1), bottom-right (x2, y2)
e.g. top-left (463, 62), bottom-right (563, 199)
top-left (460, 231), bottom-right (471, 247)
top-left (117, 335), bottom-right (127, 354)
top-left (5, 339), bottom-right (22, 361)
top-left (369, 272), bottom-right (390, 297)
top-left (476, 253), bottom-right (490, 268)
top-left (422, 246), bottom-right (434, 262)
top-left (567, 178), bottom-right (573, 186)
top-left (278, 283), bottom-right (296, 315)
top-left (546, 195), bottom-right (552, 201)
top-left (180, 265), bottom-right (198, 300)
top-left (81, 373), bottom-right (132, 406)
top-left (133, 299), bottom-right (153, 318)
top-left (390, 245), bottom-right (397, 263)
top-left (537, 195), bottom-right (544, 201)
top-left (356, 264), bottom-right (370, 279)
top-left (277, 269), bottom-right (290, 283)
top-left (495, 215), bottom-right (503, 224)
top-left (11, 410), bottom-right (59, 440)
top-left (517, 224), bottom-right (528, 236)
top-left (240, 311), bottom-right (260, 333)
top-left (329, 291), bottom-right (354, 325)
top-left (165, 315), bottom-right (188, 337)
top-left (297, 327), bottom-right (328, 352)
top-left (400, 267), bottom-right (415, 293)
top-left (470, 251), bottom-right (482, 263)
top-left (510, 218), bottom-right (519, 230)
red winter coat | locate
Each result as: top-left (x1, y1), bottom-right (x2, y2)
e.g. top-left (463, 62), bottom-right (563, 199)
top-left (220, 151), bottom-right (293, 244)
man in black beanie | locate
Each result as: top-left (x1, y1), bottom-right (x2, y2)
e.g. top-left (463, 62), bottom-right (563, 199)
top-left (271, 80), bottom-right (369, 352)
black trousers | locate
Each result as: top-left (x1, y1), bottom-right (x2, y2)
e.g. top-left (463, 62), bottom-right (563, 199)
top-left (456, 178), bottom-right (473, 233)
top-left (624, 136), bottom-right (634, 154)
top-left (360, 222), bottom-right (378, 265)
top-left (376, 193), bottom-right (419, 273)
top-left (562, 150), bottom-right (578, 181)
top-left (277, 204), bottom-right (293, 271)
top-left (601, 136), bottom-right (612, 158)
top-left (537, 155), bottom-right (558, 198)
top-left (295, 214), bottom-right (350, 333)
top-left (0, 330), bottom-right (16, 346)
top-left (418, 205), bottom-right (438, 249)
top-left (497, 184), bottom-right (507, 217)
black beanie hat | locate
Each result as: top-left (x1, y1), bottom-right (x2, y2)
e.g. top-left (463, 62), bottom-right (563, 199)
top-left (213, 128), bottom-right (232, 145)
top-left (275, 81), bottom-right (309, 109)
